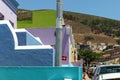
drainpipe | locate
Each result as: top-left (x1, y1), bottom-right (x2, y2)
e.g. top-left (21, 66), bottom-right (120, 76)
top-left (55, 0), bottom-right (63, 66)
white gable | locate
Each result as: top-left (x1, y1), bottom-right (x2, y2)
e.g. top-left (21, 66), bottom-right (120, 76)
top-left (0, 0), bottom-right (19, 28)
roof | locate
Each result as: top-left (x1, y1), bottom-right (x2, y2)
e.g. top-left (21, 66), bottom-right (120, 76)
top-left (2, 0), bottom-right (19, 14)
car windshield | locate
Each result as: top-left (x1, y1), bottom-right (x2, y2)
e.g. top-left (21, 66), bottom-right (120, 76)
top-left (99, 66), bottom-right (120, 74)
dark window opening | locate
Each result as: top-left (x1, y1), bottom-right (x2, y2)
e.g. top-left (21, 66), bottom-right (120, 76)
top-left (0, 12), bottom-right (4, 20)
top-left (9, 20), bottom-right (14, 27)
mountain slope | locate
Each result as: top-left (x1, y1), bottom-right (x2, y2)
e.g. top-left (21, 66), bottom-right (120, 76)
top-left (65, 19), bottom-right (116, 44)
top-left (17, 9), bottom-right (118, 44)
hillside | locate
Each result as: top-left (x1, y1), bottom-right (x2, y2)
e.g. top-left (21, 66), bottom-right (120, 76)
top-left (17, 9), bottom-right (56, 28)
top-left (17, 9), bottom-right (119, 45)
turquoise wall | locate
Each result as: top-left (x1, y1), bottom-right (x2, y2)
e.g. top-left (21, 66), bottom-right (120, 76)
top-left (0, 67), bottom-right (82, 80)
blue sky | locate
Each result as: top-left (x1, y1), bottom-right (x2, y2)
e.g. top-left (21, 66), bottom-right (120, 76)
top-left (18, 0), bottom-right (120, 20)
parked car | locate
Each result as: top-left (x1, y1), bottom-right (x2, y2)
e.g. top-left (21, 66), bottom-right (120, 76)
top-left (92, 64), bottom-right (120, 80)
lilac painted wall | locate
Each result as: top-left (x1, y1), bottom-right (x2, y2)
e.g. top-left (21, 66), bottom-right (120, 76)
top-left (27, 27), bottom-right (70, 65)
top-left (27, 28), bottom-right (56, 45)
top-left (0, 0), bottom-right (17, 28)
top-left (62, 28), bottom-right (70, 64)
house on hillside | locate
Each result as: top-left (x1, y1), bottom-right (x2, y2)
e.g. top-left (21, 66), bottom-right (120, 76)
top-left (0, 0), bottom-right (18, 28)
top-left (100, 47), bottom-right (120, 64)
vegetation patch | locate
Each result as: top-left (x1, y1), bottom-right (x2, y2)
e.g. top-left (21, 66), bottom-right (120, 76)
top-left (17, 9), bottom-right (32, 21)
top-left (17, 9), bottom-right (56, 28)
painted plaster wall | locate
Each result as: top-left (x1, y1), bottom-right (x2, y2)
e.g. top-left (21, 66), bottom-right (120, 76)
top-left (27, 27), bottom-right (71, 65)
top-left (0, 23), bottom-right (54, 66)
top-left (16, 32), bottom-right (26, 45)
top-left (62, 27), bottom-right (70, 64)
top-left (0, 0), bottom-right (17, 28)
top-left (0, 67), bottom-right (82, 80)
top-left (16, 32), bottom-right (42, 46)
top-left (26, 32), bottom-right (42, 45)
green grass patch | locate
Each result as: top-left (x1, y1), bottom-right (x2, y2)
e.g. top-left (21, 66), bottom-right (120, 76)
top-left (17, 20), bottom-right (32, 28)
top-left (17, 10), bottom-right (56, 28)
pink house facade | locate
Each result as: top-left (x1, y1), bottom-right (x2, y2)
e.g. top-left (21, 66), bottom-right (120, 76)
top-left (0, 0), bottom-right (19, 28)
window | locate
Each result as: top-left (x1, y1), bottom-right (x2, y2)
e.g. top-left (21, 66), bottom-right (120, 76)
top-left (0, 12), bottom-right (4, 20)
top-left (100, 66), bottom-right (120, 74)
top-left (9, 20), bottom-right (14, 27)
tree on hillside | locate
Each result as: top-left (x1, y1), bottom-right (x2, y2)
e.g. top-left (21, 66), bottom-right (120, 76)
top-left (80, 19), bottom-right (88, 25)
top-left (115, 30), bottom-right (120, 37)
top-left (116, 39), bottom-right (120, 45)
top-left (84, 35), bottom-right (94, 42)
top-left (78, 50), bottom-right (102, 67)
top-left (17, 10), bottom-right (32, 21)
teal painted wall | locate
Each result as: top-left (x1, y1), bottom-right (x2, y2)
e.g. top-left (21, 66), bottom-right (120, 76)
top-left (0, 67), bottom-right (82, 80)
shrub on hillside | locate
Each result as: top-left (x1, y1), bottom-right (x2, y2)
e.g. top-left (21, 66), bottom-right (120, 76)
top-left (17, 10), bottom-right (32, 21)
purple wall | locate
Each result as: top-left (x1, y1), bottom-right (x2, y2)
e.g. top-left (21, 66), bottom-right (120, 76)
top-left (27, 27), bottom-right (70, 65)
top-left (27, 28), bottom-right (56, 45)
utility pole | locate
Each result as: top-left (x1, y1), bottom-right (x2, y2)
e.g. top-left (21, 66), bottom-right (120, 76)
top-left (55, 0), bottom-right (63, 66)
